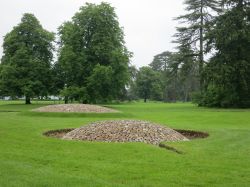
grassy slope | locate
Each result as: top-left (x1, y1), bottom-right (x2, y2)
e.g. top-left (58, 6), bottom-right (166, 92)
top-left (0, 101), bottom-right (249, 187)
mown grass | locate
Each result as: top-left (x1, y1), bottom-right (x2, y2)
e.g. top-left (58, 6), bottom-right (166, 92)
top-left (0, 100), bottom-right (250, 186)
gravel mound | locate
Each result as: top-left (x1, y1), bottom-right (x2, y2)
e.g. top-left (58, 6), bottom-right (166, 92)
top-left (63, 120), bottom-right (189, 145)
top-left (32, 104), bottom-right (118, 113)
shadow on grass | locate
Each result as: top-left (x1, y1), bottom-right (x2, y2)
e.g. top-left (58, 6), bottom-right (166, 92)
top-left (0, 103), bottom-right (50, 112)
top-left (0, 109), bottom-right (30, 112)
top-left (19, 111), bottom-right (134, 118)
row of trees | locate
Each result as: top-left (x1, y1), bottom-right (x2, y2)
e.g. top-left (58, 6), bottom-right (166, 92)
top-left (0, 3), bottom-right (131, 104)
top-left (129, 0), bottom-right (250, 108)
top-left (0, 1), bottom-right (249, 108)
top-left (127, 49), bottom-right (199, 103)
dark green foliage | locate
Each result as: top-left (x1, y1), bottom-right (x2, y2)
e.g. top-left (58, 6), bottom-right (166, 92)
top-left (150, 51), bottom-right (178, 102)
top-left (198, 0), bottom-right (250, 108)
top-left (87, 64), bottom-right (113, 103)
top-left (177, 44), bottom-right (200, 102)
top-left (0, 13), bottom-right (54, 104)
top-left (149, 51), bottom-right (172, 72)
top-left (55, 3), bottom-right (130, 103)
top-left (125, 65), bottom-right (138, 101)
top-left (60, 86), bottom-right (87, 104)
top-left (174, 0), bottom-right (222, 89)
top-left (149, 49), bottom-right (199, 102)
top-left (135, 67), bottom-right (163, 102)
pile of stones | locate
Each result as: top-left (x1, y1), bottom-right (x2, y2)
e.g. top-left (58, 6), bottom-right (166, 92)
top-left (32, 104), bottom-right (118, 113)
top-left (63, 120), bottom-right (189, 145)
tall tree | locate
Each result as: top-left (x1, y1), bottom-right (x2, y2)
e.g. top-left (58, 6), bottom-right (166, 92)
top-left (55, 2), bottom-right (131, 103)
top-left (199, 0), bottom-right (250, 108)
top-left (174, 0), bottom-right (221, 89)
top-left (176, 44), bottom-right (199, 102)
top-left (125, 65), bottom-right (138, 101)
top-left (149, 51), bottom-right (178, 102)
top-left (149, 51), bottom-right (172, 72)
top-left (149, 49), bottom-right (199, 102)
top-left (0, 13), bottom-right (54, 104)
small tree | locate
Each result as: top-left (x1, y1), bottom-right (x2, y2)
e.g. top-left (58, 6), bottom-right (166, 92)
top-left (149, 51), bottom-right (178, 102)
top-left (0, 13), bottom-right (54, 104)
top-left (135, 67), bottom-right (163, 102)
top-left (125, 65), bottom-right (138, 101)
top-left (60, 86), bottom-right (87, 104)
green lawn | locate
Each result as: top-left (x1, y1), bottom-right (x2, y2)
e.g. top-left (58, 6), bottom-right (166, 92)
top-left (0, 101), bottom-right (250, 187)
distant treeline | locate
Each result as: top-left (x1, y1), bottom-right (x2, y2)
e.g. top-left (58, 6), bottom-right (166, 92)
top-left (0, 1), bottom-right (249, 108)
top-left (128, 0), bottom-right (250, 108)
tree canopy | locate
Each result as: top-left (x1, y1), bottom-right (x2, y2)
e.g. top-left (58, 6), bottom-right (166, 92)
top-left (0, 13), bottom-right (54, 104)
top-left (198, 0), bottom-right (250, 108)
top-left (149, 48), bottom-right (199, 102)
top-left (135, 67), bottom-right (163, 102)
top-left (0, 1), bottom-right (249, 108)
top-left (174, 0), bottom-right (222, 89)
top-left (55, 2), bottom-right (131, 103)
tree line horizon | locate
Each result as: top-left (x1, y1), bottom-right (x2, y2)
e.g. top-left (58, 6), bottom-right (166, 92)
top-left (0, 1), bottom-right (249, 108)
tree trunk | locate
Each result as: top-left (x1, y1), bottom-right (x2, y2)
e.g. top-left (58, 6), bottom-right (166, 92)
top-left (164, 86), bottom-right (168, 102)
top-left (163, 62), bottom-right (168, 102)
top-left (144, 98), bottom-right (147, 103)
top-left (64, 96), bottom-right (68, 104)
top-left (199, 0), bottom-right (204, 90)
top-left (25, 96), bottom-right (31, 104)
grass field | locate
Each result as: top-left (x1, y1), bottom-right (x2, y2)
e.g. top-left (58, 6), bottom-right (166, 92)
top-left (0, 100), bottom-right (250, 187)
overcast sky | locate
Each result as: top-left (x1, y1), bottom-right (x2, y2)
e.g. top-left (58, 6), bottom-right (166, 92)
top-left (0, 0), bottom-right (185, 68)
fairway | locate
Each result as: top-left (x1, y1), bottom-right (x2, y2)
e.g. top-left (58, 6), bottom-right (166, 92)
top-left (0, 101), bottom-right (250, 186)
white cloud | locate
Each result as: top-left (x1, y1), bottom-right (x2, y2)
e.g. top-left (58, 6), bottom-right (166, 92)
top-left (0, 0), bottom-right (185, 67)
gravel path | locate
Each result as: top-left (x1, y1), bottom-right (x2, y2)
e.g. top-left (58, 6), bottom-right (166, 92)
top-left (32, 104), bottom-right (119, 113)
top-left (63, 120), bottom-right (189, 145)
